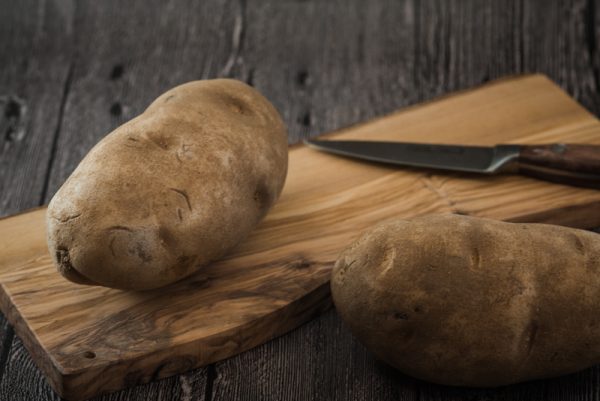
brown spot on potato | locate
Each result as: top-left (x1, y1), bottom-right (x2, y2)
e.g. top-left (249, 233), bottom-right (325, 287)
top-left (108, 225), bottom-right (133, 232)
top-left (172, 255), bottom-right (197, 276)
top-left (226, 96), bottom-right (250, 115)
top-left (471, 247), bottom-right (481, 270)
top-left (55, 247), bottom-right (72, 275)
top-left (124, 136), bottom-right (143, 149)
top-left (53, 213), bottom-right (82, 223)
top-left (229, 103), bottom-right (243, 114)
top-left (336, 259), bottom-right (355, 279)
top-left (132, 242), bottom-right (152, 263)
top-left (253, 181), bottom-right (272, 213)
top-left (55, 247), bottom-right (97, 285)
top-left (144, 132), bottom-right (173, 150)
top-left (572, 234), bottom-right (585, 253)
top-left (525, 320), bottom-right (539, 357)
top-left (109, 237), bottom-right (117, 257)
top-left (158, 226), bottom-right (176, 248)
top-left (170, 188), bottom-right (192, 211)
top-left (393, 312), bottom-right (409, 320)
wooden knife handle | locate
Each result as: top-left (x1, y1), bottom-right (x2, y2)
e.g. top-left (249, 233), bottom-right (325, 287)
top-left (518, 144), bottom-right (600, 188)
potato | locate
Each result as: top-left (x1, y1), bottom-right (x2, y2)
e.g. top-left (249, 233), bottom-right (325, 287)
top-left (47, 79), bottom-right (288, 290)
top-left (331, 214), bottom-right (600, 387)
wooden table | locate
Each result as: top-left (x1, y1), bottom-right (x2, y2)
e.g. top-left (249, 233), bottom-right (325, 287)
top-left (2, 1), bottom-right (600, 400)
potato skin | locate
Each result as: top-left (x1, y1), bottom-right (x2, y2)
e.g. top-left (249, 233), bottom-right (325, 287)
top-left (47, 79), bottom-right (288, 290)
top-left (331, 214), bottom-right (600, 387)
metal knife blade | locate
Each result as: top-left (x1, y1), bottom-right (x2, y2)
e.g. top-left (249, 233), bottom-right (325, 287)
top-left (304, 139), bottom-right (522, 174)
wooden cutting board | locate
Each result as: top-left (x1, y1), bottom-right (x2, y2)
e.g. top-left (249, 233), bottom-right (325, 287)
top-left (1, 74), bottom-right (600, 400)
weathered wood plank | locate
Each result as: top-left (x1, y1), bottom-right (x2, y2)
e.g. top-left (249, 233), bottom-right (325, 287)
top-left (521, 0), bottom-right (599, 115)
top-left (211, 310), bottom-right (600, 401)
top-left (0, 337), bottom-right (61, 401)
top-left (211, 309), bottom-right (419, 401)
top-left (0, 0), bottom-right (75, 396)
top-left (0, 335), bottom-right (208, 401)
top-left (0, 0), bottom-right (73, 214)
top-left (230, 0), bottom-right (417, 144)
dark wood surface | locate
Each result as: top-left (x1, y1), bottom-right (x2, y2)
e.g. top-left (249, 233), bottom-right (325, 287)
top-left (1, 0), bottom-right (600, 400)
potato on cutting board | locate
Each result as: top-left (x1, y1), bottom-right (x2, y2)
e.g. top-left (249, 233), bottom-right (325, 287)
top-left (331, 214), bottom-right (600, 387)
top-left (46, 79), bottom-right (288, 290)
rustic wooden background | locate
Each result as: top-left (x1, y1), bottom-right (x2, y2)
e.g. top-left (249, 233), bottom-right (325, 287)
top-left (2, 0), bottom-right (600, 400)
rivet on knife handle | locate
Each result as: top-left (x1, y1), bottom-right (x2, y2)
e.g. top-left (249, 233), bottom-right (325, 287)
top-left (517, 144), bottom-right (600, 188)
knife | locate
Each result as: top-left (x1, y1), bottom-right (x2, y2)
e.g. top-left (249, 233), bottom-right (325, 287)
top-left (304, 139), bottom-right (600, 189)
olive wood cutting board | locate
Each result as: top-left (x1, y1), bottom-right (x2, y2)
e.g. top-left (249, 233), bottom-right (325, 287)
top-left (1, 74), bottom-right (600, 400)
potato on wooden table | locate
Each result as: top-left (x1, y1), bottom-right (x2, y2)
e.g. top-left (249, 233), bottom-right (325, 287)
top-left (47, 79), bottom-right (288, 290)
top-left (332, 214), bottom-right (600, 387)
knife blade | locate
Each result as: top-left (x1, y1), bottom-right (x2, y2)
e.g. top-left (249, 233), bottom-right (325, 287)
top-left (304, 139), bottom-right (600, 188)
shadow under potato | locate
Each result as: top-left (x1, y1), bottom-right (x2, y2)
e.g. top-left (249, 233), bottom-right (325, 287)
top-left (372, 351), bottom-right (600, 401)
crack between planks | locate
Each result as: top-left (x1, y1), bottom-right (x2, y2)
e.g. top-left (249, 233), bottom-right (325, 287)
top-left (39, 60), bottom-right (75, 205)
top-left (585, 0), bottom-right (600, 98)
top-left (442, 1), bottom-right (451, 90)
top-left (518, 0), bottom-right (525, 72)
top-left (412, 0), bottom-right (422, 100)
top-left (221, 0), bottom-right (247, 78)
top-left (0, 326), bottom-right (15, 384)
top-left (204, 364), bottom-right (216, 401)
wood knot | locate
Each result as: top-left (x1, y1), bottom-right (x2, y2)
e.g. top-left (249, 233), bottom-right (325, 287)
top-left (110, 102), bottom-right (123, 116)
top-left (289, 259), bottom-right (312, 269)
top-left (296, 69), bottom-right (310, 87)
top-left (83, 351), bottom-right (96, 359)
top-left (298, 111), bottom-right (311, 127)
top-left (110, 64), bottom-right (124, 80)
top-left (1, 95), bottom-right (27, 143)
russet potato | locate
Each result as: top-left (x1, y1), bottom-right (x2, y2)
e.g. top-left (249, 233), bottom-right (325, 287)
top-left (332, 214), bottom-right (600, 386)
top-left (47, 79), bottom-right (288, 290)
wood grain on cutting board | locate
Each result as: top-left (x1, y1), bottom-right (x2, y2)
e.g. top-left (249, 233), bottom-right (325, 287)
top-left (0, 74), bottom-right (599, 400)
